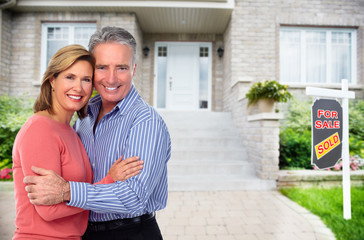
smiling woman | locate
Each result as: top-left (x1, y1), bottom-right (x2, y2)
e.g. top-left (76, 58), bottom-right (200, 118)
top-left (12, 44), bottom-right (95, 240)
top-left (49, 60), bottom-right (93, 124)
top-left (33, 45), bottom-right (95, 121)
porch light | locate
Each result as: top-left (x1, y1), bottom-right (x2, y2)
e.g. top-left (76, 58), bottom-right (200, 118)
top-left (143, 46), bottom-right (150, 57)
top-left (217, 47), bottom-right (224, 58)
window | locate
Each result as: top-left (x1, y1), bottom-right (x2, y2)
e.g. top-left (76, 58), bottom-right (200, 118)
top-left (199, 47), bottom-right (209, 108)
top-left (280, 27), bottom-right (357, 84)
top-left (40, 23), bottom-right (96, 80)
top-left (156, 46), bottom-right (168, 108)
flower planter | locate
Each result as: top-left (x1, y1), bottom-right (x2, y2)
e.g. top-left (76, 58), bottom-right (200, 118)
top-left (257, 99), bottom-right (274, 113)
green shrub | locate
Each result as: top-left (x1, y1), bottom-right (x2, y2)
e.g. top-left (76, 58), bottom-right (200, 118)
top-left (349, 99), bottom-right (364, 140)
top-left (0, 95), bottom-right (33, 172)
top-left (280, 128), bottom-right (312, 169)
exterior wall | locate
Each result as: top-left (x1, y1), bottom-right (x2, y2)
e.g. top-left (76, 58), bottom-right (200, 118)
top-left (142, 33), bottom-right (224, 110)
top-left (224, 0), bottom-right (364, 179)
top-left (4, 12), bottom-right (146, 99)
top-left (0, 10), bottom-right (12, 95)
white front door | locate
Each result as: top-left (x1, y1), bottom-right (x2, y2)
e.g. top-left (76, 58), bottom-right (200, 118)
top-left (166, 44), bottom-right (199, 110)
top-left (154, 42), bottom-right (211, 110)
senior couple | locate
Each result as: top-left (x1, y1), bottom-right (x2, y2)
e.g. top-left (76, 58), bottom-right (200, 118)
top-left (12, 26), bottom-right (171, 240)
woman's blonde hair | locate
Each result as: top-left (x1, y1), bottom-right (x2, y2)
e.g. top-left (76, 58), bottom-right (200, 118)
top-left (33, 44), bottom-right (95, 119)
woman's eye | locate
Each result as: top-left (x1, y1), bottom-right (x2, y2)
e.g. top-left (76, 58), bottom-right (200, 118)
top-left (83, 78), bottom-right (91, 82)
top-left (66, 76), bottom-right (74, 80)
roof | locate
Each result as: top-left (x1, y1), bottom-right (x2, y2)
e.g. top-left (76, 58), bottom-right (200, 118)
top-left (9, 0), bottom-right (234, 34)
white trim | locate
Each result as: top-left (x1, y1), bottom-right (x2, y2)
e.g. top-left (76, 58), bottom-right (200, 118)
top-left (247, 113), bottom-right (284, 122)
top-left (17, 0), bottom-right (235, 9)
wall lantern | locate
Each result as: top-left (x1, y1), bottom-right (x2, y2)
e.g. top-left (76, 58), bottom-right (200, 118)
top-left (143, 46), bottom-right (150, 57)
top-left (217, 47), bottom-right (224, 58)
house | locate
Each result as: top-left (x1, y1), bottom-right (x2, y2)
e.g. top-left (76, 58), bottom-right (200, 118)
top-left (1, 0), bottom-right (363, 190)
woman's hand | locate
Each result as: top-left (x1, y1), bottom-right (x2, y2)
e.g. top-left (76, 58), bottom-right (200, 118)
top-left (108, 156), bottom-right (144, 181)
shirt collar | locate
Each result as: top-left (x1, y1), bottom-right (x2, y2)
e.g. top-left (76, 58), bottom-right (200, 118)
top-left (87, 85), bottom-right (139, 119)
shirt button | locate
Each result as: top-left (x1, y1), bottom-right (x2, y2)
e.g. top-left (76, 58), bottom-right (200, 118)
top-left (92, 163), bottom-right (95, 167)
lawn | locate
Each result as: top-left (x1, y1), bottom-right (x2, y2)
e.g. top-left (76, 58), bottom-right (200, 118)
top-left (280, 186), bottom-right (364, 240)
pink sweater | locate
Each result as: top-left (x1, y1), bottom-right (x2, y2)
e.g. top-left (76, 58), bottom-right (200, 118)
top-left (12, 115), bottom-right (93, 240)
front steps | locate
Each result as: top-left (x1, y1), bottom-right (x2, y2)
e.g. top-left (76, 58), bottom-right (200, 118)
top-left (158, 111), bottom-right (276, 191)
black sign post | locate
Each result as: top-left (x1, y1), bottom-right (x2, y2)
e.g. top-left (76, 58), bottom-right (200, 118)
top-left (311, 98), bottom-right (343, 169)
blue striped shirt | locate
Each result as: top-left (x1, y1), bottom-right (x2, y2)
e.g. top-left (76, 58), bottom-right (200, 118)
top-left (68, 85), bottom-right (171, 222)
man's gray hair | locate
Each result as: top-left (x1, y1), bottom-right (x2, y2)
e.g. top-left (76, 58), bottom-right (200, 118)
top-left (88, 26), bottom-right (136, 64)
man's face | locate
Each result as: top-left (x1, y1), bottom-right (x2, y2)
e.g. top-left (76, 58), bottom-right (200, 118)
top-left (93, 42), bottom-right (136, 112)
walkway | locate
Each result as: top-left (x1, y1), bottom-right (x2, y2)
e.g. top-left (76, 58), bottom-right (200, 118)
top-left (0, 183), bottom-right (335, 240)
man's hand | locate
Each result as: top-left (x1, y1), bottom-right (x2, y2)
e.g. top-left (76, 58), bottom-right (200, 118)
top-left (108, 156), bottom-right (144, 181)
top-left (23, 166), bottom-right (69, 205)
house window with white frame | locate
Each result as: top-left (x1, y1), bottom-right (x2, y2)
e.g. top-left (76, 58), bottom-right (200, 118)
top-left (280, 27), bottom-right (357, 84)
top-left (40, 23), bottom-right (96, 80)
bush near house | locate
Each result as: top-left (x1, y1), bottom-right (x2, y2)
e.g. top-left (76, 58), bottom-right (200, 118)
top-left (0, 95), bottom-right (33, 180)
top-left (0, 93), bottom-right (98, 181)
top-left (279, 99), bottom-right (364, 169)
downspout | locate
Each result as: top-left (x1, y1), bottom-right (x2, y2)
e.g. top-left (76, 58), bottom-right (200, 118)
top-left (0, 0), bottom-right (16, 94)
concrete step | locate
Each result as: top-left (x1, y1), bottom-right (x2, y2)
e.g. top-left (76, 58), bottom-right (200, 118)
top-left (171, 147), bottom-right (247, 161)
top-left (171, 136), bottom-right (243, 148)
top-left (158, 110), bottom-right (273, 191)
top-left (168, 160), bottom-right (255, 176)
top-left (168, 175), bottom-right (276, 191)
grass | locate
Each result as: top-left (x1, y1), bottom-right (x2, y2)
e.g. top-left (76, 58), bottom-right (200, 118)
top-left (280, 186), bottom-right (364, 240)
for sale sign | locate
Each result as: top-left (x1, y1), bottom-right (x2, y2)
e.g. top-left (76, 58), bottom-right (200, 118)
top-left (312, 98), bottom-right (343, 169)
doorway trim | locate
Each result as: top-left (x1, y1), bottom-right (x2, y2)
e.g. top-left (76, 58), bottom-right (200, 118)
top-left (153, 41), bottom-right (212, 111)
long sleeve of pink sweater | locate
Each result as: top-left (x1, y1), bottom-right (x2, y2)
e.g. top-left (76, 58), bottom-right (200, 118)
top-left (12, 115), bottom-right (93, 240)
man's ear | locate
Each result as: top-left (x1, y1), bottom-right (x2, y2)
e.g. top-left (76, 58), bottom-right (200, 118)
top-left (132, 64), bottom-right (137, 78)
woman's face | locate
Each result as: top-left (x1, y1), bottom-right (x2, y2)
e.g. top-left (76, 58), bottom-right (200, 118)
top-left (50, 60), bottom-right (93, 117)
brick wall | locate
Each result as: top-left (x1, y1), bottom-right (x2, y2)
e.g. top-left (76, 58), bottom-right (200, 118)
top-left (0, 10), bottom-right (11, 95)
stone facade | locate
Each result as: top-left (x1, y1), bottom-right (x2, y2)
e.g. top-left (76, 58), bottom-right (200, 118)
top-left (0, 10), bottom-right (12, 95)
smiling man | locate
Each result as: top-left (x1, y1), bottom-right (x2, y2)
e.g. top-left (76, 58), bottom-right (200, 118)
top-left (23, 27), bottom-right (171, 240)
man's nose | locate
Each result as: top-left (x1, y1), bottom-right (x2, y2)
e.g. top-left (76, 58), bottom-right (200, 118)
top-left (106, 69), bottom-right (117, 84)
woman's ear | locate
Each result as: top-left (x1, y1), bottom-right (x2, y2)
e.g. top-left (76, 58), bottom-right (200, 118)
top-left (49, 76), bottom-right (55, 89)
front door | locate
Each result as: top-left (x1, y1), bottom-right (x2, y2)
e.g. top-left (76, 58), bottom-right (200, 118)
top-left (154, 42), bottom-right (211, 110)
